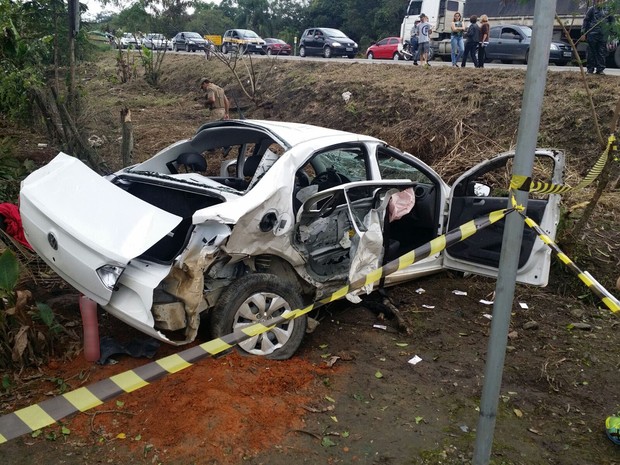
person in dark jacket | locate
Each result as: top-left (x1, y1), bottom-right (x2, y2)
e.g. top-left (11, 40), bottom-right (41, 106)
top-left (580, 0), bottom-right (614, 74)
top-left (461, 15), bottom-right (480, 68)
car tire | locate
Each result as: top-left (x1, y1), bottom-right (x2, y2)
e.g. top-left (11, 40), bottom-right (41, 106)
top-left (392, 52), bottom-right (400, 61)
top-left (222, 43), bottom-right (228, 54)
top-left (239, 45), bottom-right (247, 55)
top-left (348, 55), bottom-right (355, 59)
top-left (209, 274), bottom-right (307, 360)
top-left (500, 59), bottom-right (512, 64)
top-left (524, 49), bottom-right (529, 64)
top-left (185, 44), bottom-right (190, 52)
top-left (266, 48), bottom-right (272, 56)
top-left (324, 46), bottom-right (332, 58)
top-left (367, 52), bottom-right (374, 59)
top-left (173, 44), bottom-right (177, 52)
top-left (299, 46), bottom-right (306, 57)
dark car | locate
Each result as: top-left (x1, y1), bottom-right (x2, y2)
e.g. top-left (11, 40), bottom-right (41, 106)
top-left (299, 28), bottom-right (358, 58)
top-left (264, 38), bottom-right (292, 56)
top-left (366, 37), bottom-right (403, 60)
top-left (485, 25), bottom-right (573, 65)
top-left (172, 32), bottom-right (208, 52)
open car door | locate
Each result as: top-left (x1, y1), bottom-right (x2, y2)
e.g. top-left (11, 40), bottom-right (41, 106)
top-left (443, 149), bottom-right (564, 286)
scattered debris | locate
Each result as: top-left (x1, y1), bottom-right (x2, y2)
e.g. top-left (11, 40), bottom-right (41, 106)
top-left (325, 356), bottom-right (340, 368)
top-left (341, 91), bottom-right (352, 103)
top-left (415, 288), bottom-right (426, 294)
top-left (408, 355), bottom-right (423, 366)
top-left (422, 304), bottom-right (435, 309)
top-left (459, 425), bottom-right (469, 433)
top-left (452, 290), bottom-right (467, 296)
top-left (373, 324), bottom-right (387, 331)
top-left (479, 299), bottom-right (494, 305)
top-left (568, 322), bottom-right (592, 331)
top-left (483, 313), bottom-right (493, 320)
top-left (523, 321), bottom-right (539, 330)
top-left (519, 302), bottom-right (529, 309)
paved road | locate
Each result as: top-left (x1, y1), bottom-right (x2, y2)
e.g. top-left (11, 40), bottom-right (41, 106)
top-left (169, 49), bottom-right (620, 76)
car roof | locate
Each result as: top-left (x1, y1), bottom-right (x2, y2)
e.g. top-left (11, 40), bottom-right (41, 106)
top-left (194, 119), bottom-right (381, 149)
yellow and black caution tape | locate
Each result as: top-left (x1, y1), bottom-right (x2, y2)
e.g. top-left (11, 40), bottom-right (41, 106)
top-left (511, 134), bottom-right (617, 194)
top-left (520, 213), bottom-right (620, 313)
top-left (0, 208), bottom-right (513, 445)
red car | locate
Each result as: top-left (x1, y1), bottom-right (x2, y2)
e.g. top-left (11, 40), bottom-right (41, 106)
top-left (366, 36), bottom-right (403, 60)
top-left (264, 38), bottom-right (292, 56)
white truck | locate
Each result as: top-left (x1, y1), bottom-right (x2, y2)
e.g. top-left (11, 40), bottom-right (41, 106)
top-left (400, 0), bottom-right (620, 67)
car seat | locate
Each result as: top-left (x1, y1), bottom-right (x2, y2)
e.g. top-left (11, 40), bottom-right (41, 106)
top-left (176, 152), bottom-right (207, 172)
top-left (243, 155), bottom-right (262, 178)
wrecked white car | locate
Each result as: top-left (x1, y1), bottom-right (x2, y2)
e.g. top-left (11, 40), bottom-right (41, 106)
top-left (20, 120), bottom-right (563, 359)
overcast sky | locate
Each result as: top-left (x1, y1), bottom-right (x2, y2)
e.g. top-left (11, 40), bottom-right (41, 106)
top-left (82, 0), bottom-right (222, 20)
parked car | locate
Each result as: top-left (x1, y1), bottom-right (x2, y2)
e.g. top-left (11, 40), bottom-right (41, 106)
top-left (172, 32), bottom-right (208, 52)
top-left (118, 33), bottom-right (138, 49)
top-left (221, 29), bottom-right (266, 54)
top-left (366, 37), bottom-right (404, 60)
top-left (299, 28), bottom-right (358, 58)
top-left (142, 33), bottom-right (169, 50)
top-left (485, 25), bottom-right (573, 65)
top-left (264, 38), bottom-right (292, 56)
top-left (20, 120), bottom-right (563, 359)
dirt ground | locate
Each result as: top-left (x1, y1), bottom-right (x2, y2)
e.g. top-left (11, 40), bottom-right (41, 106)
top-left (1, 52), bottom-right (619, 465)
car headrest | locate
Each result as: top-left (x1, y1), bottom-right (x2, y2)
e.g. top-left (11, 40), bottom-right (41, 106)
top-left (177, 152), bottom-right (206, 172)
top-left (243, 156), bottom-right (261, 177)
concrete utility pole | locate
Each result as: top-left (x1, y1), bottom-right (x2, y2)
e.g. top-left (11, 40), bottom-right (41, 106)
top-left (472, 0), bottom-right (558, 464)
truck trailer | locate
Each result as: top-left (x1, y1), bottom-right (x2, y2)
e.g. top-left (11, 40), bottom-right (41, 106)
top-left (400, 0), bottom-right (619, 67)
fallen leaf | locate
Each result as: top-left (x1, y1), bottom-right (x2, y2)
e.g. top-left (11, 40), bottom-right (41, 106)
top-left (61, 426), bottom-right (70, 435)
top-left (395, 342), bottom-right (408, 347)
top-left (319, 344), bottom-right (328, 349)
top-left (375, 371), bottom-right (383, 379)
top-left (514, 408), bottom-right (523, 418)
top-left (330, 415), bottom-right (338, 423)
top-left (415, 416), bottom-right (424, 424)
top-left (325, 395), bottom-right (336, 403)
top-left (321, 437), bottom-right (336, 447)
top-left (116, 433), bottom-right (127, 439)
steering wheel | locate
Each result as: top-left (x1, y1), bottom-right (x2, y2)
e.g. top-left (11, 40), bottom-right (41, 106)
top-left (311, 169), bottom-right (344, 191)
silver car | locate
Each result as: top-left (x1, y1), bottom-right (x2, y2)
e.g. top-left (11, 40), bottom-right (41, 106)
top-left (20, 120), bottom-right (563, 359)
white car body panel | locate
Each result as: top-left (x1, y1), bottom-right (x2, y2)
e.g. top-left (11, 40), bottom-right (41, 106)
top-left (20, 153), bottom-right (182, 304)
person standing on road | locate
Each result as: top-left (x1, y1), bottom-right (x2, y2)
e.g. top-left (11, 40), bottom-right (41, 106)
top-left (199, 78), bottom-right (230, 120)
top-left (410, 19), bottom-right (421, 65)
top-left (450, 12), bottom-right (465, 67)
top-left (417, 13), bottom-right (433, 67)
top-left (581, 0), bottom-right (614, 74)
top-left (461, 15), bottom-right (480, 67)
top-left (477, 14), bottom-right (490, 68)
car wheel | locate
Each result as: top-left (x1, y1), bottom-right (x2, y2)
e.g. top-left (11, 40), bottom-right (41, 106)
top-left (222, 44), bottom-right (228, 54)
top-left (367, 52), bottom-right (374, 59)
top-left (324, 46), bottom-right (332, 58)
top-left (185, 44), bottom-right (189, 52)
top-left (267, 48), bottom-right (272, 56)
top-left (173, 44), bottom-right (177, 52)
top-left (209, 274), bottom-right (307, 360)
top-left (392, 52), bottom-right (400, 61)
top-left (524, 49), bottom-right (529, 64)
top-left (299, 46), bottom-right (306, 57)
top-left (239, 45), bottom-right (247, 55)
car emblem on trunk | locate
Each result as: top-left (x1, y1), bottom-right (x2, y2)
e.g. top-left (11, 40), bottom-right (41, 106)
top-left (48, 232), bottom-right (58, 250)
